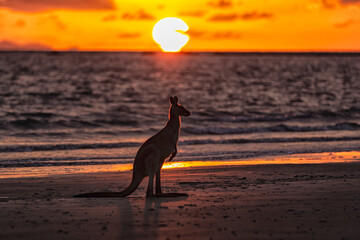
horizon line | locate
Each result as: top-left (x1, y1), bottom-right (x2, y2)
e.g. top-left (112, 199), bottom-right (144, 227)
top-left (1, 50), bottom-right (360, 54)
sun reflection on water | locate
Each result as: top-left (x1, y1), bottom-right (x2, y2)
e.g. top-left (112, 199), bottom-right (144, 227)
top-left (162, 151), bottom-right (359, 169)
top-left (1, 152), bottom-right (358, 179)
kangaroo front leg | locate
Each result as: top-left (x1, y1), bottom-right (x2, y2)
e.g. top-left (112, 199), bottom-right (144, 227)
top-left (168, 145), bottom-right (177, 162)
top-left (146, 170), bottom-right (155, 197)
top-left (155, 169), bottom-right (162, 195)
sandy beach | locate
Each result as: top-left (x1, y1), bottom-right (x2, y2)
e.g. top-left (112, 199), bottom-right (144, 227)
top-left (1, 2), bottom-right (360, 238)
top-left (1, 159), bottom-right (360, 240)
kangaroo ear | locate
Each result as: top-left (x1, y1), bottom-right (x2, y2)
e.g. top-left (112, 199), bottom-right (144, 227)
top-left (169, 96), bottom-right (174, 105)
top-left (173, 96), bottom-right (178, 105)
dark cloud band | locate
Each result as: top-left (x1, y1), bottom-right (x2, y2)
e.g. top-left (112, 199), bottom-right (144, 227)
top-left (0, 0), bottom-right (115, 12)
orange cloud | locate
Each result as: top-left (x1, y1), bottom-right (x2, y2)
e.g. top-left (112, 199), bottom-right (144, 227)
top-left (334, 19), bottom-right (355, 28)
top-left (208, 13), bottom-right (237, 21)
top-left (38, 15), bottom-right (67, 30)
top-left (157, 4), bottom-right (165, 10)
top-left (117, 32), bottom-right (141, 38)
top-left (0, 0), bottom-right (115, 12)
top-left (178, 10), bottom-right (207, 17)
top-left (208, 11), bottom-right (273, 21)
top-left (239, 11), bottom-right (273, 20)
top-left (339, 0), bottom-right (360, 4)
top-left (188, 29), bottom-right (241, 39)
top-left (212, 31), bottom-right (241, 38)
top-left (187, 30), bottom-right (207, 38)
top-left (49, 15), bottom-right (66, 30)
top-left (122, 10), bottom-right (155, 20)
top-left (321, 0), bottom-right (338, 9)
top-left (318, 0), bottom-right (360, 9)
top-left (0, 40), bottom-right (51, 51)
top-left (102, 10), bottom-right (155, 22)
top-left (208, 0), bottom-right (233, 8)
top-left (14, 19), bottom-right (26, 28)
top-left (102, 14), bottom-right (117, 21)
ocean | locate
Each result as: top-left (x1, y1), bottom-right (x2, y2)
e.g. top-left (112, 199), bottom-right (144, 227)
top-left (1, 52), bottom-right (360, 177)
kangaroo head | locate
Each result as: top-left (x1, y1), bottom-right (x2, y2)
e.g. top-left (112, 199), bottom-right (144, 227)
top-left (169, 96), bottom-right (190, 117)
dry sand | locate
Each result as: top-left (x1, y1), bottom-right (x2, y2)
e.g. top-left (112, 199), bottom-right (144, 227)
top-left (1, 163), bottom-right (360, 240)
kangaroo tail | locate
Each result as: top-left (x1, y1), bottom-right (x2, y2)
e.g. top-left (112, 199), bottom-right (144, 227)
top-left (73, 171), bottom-right (144, 198)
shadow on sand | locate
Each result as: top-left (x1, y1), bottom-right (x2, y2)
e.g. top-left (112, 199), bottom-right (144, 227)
top-left (118, 195), bottom-right (188, 239)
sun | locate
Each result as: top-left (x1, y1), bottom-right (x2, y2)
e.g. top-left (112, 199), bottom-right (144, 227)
top-left (152, 17), bottom-right (189, 52)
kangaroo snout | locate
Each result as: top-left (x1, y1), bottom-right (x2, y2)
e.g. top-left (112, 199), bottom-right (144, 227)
top-left (179, 106), bottom-right (191, 117)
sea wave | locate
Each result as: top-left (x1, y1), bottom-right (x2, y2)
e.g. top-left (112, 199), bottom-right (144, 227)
top-left (0, 142), bottom-right (140, 153)
top-left (2, 112), bottom-right (359, 132)
top-left (2, 121), bottom-right (360, 138)
top-left (0, 118), bottom-right (138, 130)
top-left (1, 148), bottom-right (358, 168)
top-left (1, 135), bottom-right (360, 153)
top-left (192, 108), bottom-right (360, 123)
top-left (181, 136), bottom-right (360, 145)
top-left (183, 122), bottom-right (360, 135)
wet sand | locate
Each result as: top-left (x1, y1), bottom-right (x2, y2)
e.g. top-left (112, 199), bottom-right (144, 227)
top-left (1, 163), bottom-right (360, 240)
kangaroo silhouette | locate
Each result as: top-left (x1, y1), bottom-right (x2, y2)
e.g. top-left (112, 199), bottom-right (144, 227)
top-left (74, 96), bottom-right (190, 198)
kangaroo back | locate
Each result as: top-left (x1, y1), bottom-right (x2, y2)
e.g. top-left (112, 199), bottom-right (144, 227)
top-left (73, 171), bottom-right (144, 198)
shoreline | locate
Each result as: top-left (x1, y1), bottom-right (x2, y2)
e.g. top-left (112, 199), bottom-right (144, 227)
top-left (1, 161), bottom-right (360, 239)
top-left (1, 150), bottom-right (359, 179)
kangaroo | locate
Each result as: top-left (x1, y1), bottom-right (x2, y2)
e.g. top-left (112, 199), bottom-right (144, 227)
top-left (74, 96), bottom-right (190, 198)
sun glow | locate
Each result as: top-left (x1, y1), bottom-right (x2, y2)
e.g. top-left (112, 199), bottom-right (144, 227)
top-left (161, 152), bottom-right (360, 169)
top-left (152, 17), bottom-right (189, 52)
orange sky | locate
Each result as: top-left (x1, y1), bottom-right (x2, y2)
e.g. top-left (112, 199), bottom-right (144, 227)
top-left (0, 0), bottom-right (359, 51)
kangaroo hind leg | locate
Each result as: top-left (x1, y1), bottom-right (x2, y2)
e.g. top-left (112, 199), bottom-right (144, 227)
top-left (156, 168), bottom-right (162, 195)
top-left (140, 151), bottom-right (158, 197)
top-left (154, 166), bottom-right (188, 198)
top-left (146, 169), bottom-right (155, 197)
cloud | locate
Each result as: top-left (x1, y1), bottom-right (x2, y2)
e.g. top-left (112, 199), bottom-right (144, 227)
top-left (178, 10), bottom-right (206, 18)
top-left (187, 30), bottom-right (207, 38)
top-left (188, 29), bottom-right (241, 39)
top-left (0, 40), bottom-right (52, 51)
top-left (208, 11), bottom-right (273, 21)
top-left (38, 15), bottom-right (67, 30)
top-left (48, 15), bottom-right (67, 30)
top-left (212, 31), bottom-right (241, 38)
top-left (339, 0), bottom-right (360, 4)
top-left (0, 0), bottom-right (115, 12)
top-left (239, 11), bottom-right (273, 20)
top-left (117, 32), bottom-right (141, 38)
top-left (14, 19), bottom-right (26, 28)
top-left (321, 0), bottom-right (338, 9)
top-left (122, 10), bottom-right (155, 20)
top-left (318, 0), bottom-right (360, 9)
top-left (103, 10), bottom-right (155, 22)
top-left (334, 19), bottom-right (355, 28)
top-left (208, 0), bottom-right (233, 8)
top-left (102, 14), bottom-right (117, 21)
top-left (157, 4), bottom-right (165, 10)
top-left (208, 13), bottom-right (237, 21)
